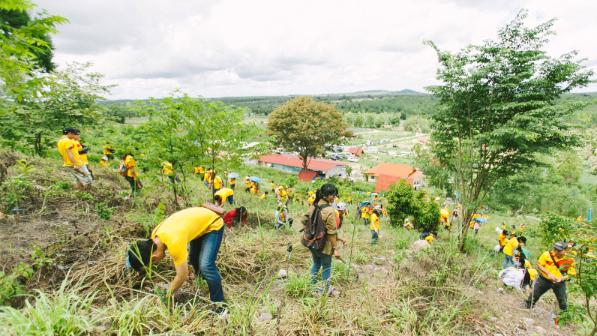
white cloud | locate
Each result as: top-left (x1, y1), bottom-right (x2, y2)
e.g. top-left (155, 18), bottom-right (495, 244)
top-left (35, 0), bottom-right (597, 99)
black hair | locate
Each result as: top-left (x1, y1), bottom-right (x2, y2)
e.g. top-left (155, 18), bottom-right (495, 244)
top-left (214, 195), bottom-right (223, 204)
top-left (502, 230), bottom-right (508, 235)
top-left (62, 127), bottom-right (78, 135)
top-left (518, 236), bottom-right (527, 243)
top-left (235, 206), bottom-right (247, 223)
top-left (313, 183), bottom-right (338, 205)
top-left (127, 239), bottom-right (156, 273)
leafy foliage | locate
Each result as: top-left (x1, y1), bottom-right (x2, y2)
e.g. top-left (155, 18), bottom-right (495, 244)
top-left (386, 180), bottom-right (440, 232)
top-left (426, 11), bottom-right (593, 250)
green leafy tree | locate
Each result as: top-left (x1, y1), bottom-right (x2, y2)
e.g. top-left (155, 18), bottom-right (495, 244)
top-left (267, 96), bottom-right (348, 170)
top-left (137, 93), bottom-right (248, 205)
top-left (1, 63), bottom-right (110, 155)
top-left (426, 11), bottom-right (593, 251)
top-left (386, 179), bottom-right (440, 231)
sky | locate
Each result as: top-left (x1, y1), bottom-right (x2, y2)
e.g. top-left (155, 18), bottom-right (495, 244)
top-left (35, 0), bottom-right (597, 99)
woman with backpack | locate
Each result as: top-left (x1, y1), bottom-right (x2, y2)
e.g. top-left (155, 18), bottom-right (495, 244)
top-left (300, 183), bottom-right (343, 296)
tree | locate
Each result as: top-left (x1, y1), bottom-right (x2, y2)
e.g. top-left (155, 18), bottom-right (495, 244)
top-left (0, 63), bottom-right (111, 155)
top-left (136, 93), bottom-right (248, 206)
top-left (426, 11), bottom-right (593, 251)
top-left (386, 179), bottom-right (440, 232)
top-left (267, 96), bottom-right (348, 171)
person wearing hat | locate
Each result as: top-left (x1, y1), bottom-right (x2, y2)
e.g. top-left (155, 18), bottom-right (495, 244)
top-left (525, 242), bottom-right (576, 312)
top-left (335, 202), bottom-right (347, 229)
top-left (127, 207), bottom-right (233, 308)
top-left (57, 127), bottom-right (92, 189)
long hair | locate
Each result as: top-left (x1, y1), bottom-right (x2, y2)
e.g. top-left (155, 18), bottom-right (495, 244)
top-left (312, 183), bottom-right (338, 206)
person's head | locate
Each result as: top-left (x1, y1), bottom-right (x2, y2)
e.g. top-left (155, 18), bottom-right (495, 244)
top-left (336, 202), bottom-right (347, 213)
top-left (315, 183), bottom-right (338, 204)
top-left (235, 206), bottom-right (248, 224)
top-left (517, 236), bottom-right (527, 246)
top-left (553, 242), bottom-right (567, 257)
top-left (62, 127), bottom-right (79, 139)
top-left (265, 191), bottom-right (269, 195)
top-left (214, 195), bottom-right (223, 206)
top-left (502, 230), bottom-right (508, 236)
top-left (127, 239), bottom-right (158, 273)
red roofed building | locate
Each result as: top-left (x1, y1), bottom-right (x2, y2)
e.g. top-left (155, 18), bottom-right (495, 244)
top-left (346, 147), bottom-right (364, 157)
top-left (258, 154), bottom-right (348, 181)
top-left (364, 163), bottom-right (424, 192)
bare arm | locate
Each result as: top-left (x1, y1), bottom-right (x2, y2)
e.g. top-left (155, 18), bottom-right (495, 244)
top-left (66, 146), bottom-right (79, 169)
top-left (536, 262), bottom-right (558, 282)
top-left (170, 262), bottom-right (189, 294)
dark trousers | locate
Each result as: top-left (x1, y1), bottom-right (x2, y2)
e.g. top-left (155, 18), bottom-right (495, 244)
top-left (188, 226), bottom-right (225, 302)
top-left (526, 275), bottom-right (567, 311)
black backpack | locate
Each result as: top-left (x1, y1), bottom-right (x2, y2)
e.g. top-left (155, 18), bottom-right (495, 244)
top-left (301, 204), bottom-right (330, 251)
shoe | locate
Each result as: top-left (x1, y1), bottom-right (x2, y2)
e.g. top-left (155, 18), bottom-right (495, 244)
top-left (214, 306), bottom-right (229, 320)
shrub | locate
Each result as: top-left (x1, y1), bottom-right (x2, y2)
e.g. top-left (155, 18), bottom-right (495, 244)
top-left (386, 180), bottom-right (440, 232)
top-left (284, 274), bottom-right (313, 298)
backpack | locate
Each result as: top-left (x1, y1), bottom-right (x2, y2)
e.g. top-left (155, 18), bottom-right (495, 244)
top-left (301, 204), bottom-right (330, 252)
top-left (118, 160), bottom-right (127, 177)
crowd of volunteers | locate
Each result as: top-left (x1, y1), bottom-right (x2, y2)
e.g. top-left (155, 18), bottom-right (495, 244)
top-left (56, 127), bottom-right (590, 323)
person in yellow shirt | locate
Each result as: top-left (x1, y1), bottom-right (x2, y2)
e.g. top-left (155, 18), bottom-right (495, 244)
top-left (276, 185), bottom-right (288, 205)
top-left (194, 166), bottom-right (205, 179)
top-left (127, 207), bottom-right (231, 306)
top-left (307, 191), bottom-right (316, 206)
top-left (57, 128), bottom-right (91, 189)
top-left (161, 161), bottom-right (176, 183)
top-left (120, 153), bottom-right (141, 195)
top-left (244, 176), bottom-right (251, 193)
top-left (212, 174), bottom-right (223, 191)
top-left (370, 208), bottom-right (381, 244)
top-left (503, 235), bottom-right (527, 268)
top-left (497, 230), bottom-right (508, 252)
top-left (361, 204), bottom-right (371, 226)
top-left (525, 242), bottom-right (575, 312)
top-left (73, 133), bottom-right (94, 180)
top-left (260, 191), bottom-right (269, 200)
top-left (424, 233), bottom-right (434, 244)
top-left (214, 187), bottom-right (234, 206)
top-left (228, 176), bottom-right (236, 189)
top-left (204, 169), bottom-right (213, 188)
top-left (250, 181), bottom-right (259, 195)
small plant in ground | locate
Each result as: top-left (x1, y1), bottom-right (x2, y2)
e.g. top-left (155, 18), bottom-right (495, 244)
top-left (284, 274), bottom-right (313, 298)
top-left (75, 191), bottom-right (95, 202)
top-left (95, 202), bottom-right (113, 220)
top-left (0, 271), bottom-right (24, 305)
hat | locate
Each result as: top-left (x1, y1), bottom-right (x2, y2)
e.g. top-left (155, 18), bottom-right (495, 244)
top-left (336, 202), bottom-right (347, 211)
top-left (553, 242), bottom-right (566, 251)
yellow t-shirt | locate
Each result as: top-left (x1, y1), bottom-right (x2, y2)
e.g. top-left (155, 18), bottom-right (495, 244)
top-left (361, 207), bottom-right (370, 219)
top-left (498, 234), bottom-right (507, 247)
top-left (215, 187), bottom-right (234, 199)
top-left (503, 237), bottom-right (519, 256)
top-left (228, 177), bottom-right (236, 186)
top-left (74, 141), bottom-right (88, 165)
top-left (57, 136), bottom-right (81, 167)
top-left (213, 175), bottom-right (223, 190)
top-left (537, 251), bottom-right (576, 279)
top-left (204, 172), bottom-right (212, 183)
top-left (369, 213), bottom-right (380, 231)
top-left (162, 161), bottom-right (174, 176)
top-left (151, 207), bottom-right (224, 266)
top-left (425, 235), bottom-right (434, 244)
top-left (124, 155), bottom-right (137, 178)
top-left (194, 166), bottom-right (204, 174)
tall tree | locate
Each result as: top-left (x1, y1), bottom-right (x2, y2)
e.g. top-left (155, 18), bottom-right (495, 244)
top-left (267, 96), bottom-right (349, 170)
top-left (426, 11), bottom-right (593, 251)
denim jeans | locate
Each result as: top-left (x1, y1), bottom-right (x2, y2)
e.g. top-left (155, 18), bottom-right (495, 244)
top-left (310, 249), bottom-right (332, 284)
top-left (188, 226), bottom-right (225, 302)
top-left (503, 255), bottom-right (514, 268)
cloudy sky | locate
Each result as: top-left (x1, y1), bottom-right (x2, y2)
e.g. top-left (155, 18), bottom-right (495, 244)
top-left (35, 0), bottom-right (597, 99)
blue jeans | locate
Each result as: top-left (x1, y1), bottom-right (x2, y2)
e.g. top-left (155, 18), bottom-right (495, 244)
top-left (227, 195), bottom-right (234, 204)
top-left (371, 230), bottom-right (379, 243)
top-left (503, 255), bottom-right (514, 268)
top-left (310, 249), bottom-right (332, 284)
top-left (189, 226), bottom-right (225, 302)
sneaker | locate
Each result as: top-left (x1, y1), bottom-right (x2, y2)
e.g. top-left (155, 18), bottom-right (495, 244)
top-left (214, 306), bottom-right (229, 320)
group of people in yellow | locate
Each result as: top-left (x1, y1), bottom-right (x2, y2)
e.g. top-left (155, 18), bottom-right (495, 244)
top-left (496, 225), bottom-right (578, 316)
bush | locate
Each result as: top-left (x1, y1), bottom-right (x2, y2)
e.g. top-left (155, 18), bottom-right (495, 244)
top-left (284, 274), bottom-right (313, 298)
top-left (538, 214), bottom-right (578, 250)
top-left (386, 180), bottom-right (440, 232)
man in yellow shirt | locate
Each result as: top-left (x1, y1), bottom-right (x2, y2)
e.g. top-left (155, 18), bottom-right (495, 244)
top-left (57, 128), bottom-right (91, 189)
top-left (127, 207), bottom-right (229, 306)
top-left (370, 207), bottom-right (381, 244)
top-left (212, 173), bottom-right (223, 192)
top-left (503, 235), bottom-right (527, 268)
top-left (497, 230), bottom-right (508, 251)
top-left (228, 176), bottom-right (236, 189)
top-left (526, 242), bottom-right (575, 312)
top-left (161, 161), bottom-right (176, 184)
top-left (214, 187), bottom-right (234, 206)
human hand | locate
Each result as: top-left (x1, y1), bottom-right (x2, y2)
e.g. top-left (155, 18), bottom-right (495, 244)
top-left (334, 250), bottom-right (341, 259)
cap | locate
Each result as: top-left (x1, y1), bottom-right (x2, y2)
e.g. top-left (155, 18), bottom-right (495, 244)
top-left (336, 202), bottom-right (347, 211)
top-left (553, 242), bottom-right (566, 251)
